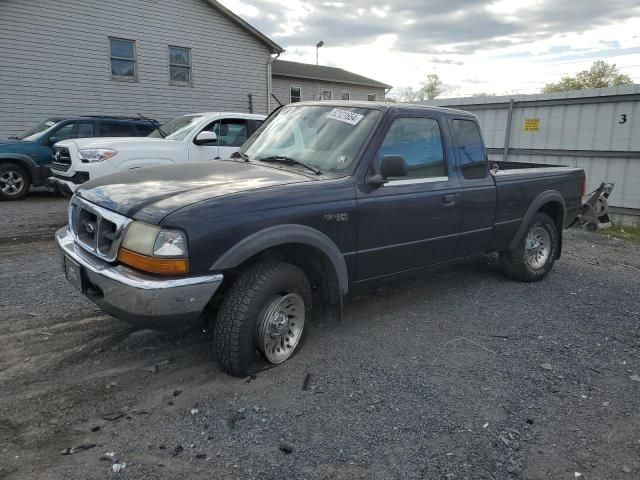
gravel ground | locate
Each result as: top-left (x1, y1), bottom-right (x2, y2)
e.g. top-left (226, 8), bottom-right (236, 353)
top-left (0, 220), bottom-right (639, 479)
top-left (0, 192), bottom-right (68, 243)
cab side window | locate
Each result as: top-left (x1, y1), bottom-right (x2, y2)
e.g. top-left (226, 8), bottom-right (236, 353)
top-left (199, 119), bottom-right (249, 147)
top-left (219, 119), bottom-right (249, 147)
top-left (452, 120), bottom-right (487, 180)
top-left (377, 117), bottom-right (445, 181)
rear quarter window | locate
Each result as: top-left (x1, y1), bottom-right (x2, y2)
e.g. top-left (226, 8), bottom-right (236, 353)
top-left (135, 123), bottom-right (156, 136)
top-left (452, 119), bottom-right (487, 180)
top-left (99, 122), bottom-right (135, 137)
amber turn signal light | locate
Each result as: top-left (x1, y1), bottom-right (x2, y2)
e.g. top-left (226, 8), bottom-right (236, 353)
top-left (117, 248), bottom-right (189, 274)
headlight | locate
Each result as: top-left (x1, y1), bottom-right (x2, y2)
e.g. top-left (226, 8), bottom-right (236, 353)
top-left (78, 148), bottom-right (117, 163)
top-left (119, 221), bottom-right (189, 274)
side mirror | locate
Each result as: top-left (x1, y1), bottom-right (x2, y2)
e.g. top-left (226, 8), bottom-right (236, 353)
top-left (381, 155), bottom-right (408, 178)
top-left (194, 131), bottom-right (218, 145)
top-left (48, 136), bottom-right (59, 146)
top-left (367, 155), bottom-right (408, 186)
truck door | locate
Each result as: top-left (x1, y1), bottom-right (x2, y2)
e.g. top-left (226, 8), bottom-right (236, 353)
top-left (356, 115), bottom-right (463, 280)
top-left (450, 119), bottom-right (496, 258)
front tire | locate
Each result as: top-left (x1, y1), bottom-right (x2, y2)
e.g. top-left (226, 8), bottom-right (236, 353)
top-left (213, 261), bottom-right (311, 377)
top-left (501, 212), bottom-right (558, 282)
top-left (0, 163), bottom-right (30, 200)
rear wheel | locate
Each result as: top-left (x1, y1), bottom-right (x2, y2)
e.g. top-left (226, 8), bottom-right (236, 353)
top-left (501, 212), bottom-right (558, 282)
top-left (213, 260), bottom-right (311, 377)
top-left (0, 163), bottom-right (30, 200)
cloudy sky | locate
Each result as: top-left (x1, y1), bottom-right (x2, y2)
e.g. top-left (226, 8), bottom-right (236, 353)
top-left (219, 0), bottom-right (640, 97)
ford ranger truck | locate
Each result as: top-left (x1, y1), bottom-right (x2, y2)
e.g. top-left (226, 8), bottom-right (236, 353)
top-left (55, 102), bottom-right (585, 377)
top-left (48, 112), bottom-right (265, 196)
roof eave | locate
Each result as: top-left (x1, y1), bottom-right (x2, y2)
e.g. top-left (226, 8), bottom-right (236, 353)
top-left (202, 0), bottom-right (284, 54)
top-left (272, 72), bottom-right (391, 89)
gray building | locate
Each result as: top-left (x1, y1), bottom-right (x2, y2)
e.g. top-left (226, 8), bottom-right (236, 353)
top-left (0, 0), bottom-right (283, 137)
top-left (271, 60), bottom-right (391, 107)
top-left (420, 85), bottom-right (640, 226)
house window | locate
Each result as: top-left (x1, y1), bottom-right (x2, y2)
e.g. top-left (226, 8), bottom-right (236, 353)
top-left (322, 90), bottom-right (333, 100)
top-left (290, 86), bottom-right (302, 103)
top-left (109, 38), bottom-right (137, 80)
top-left (169, 46), bottom-right (192, 85)
top-left (367, 93), bottom-right (377, 102)
top-left (341, 91), bottom-right (350, 100)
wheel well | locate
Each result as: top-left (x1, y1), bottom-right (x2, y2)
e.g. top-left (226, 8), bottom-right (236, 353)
top-left (539, 201), bottom-right (563, 230)
top-left (1, 159), bottom-right (32, 183)
top-left (225, 243), bottom-right (342, 305)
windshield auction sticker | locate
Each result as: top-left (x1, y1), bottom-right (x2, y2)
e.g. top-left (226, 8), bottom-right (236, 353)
top-left (326, 108), bottom-right (364, 126)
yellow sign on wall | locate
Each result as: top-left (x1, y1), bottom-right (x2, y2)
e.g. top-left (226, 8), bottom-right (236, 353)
top-left (524, 118), bottom-right (540, 131)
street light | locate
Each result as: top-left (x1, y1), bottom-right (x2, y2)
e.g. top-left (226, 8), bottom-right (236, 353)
top-left (316, 41), bottom-right (324, 65)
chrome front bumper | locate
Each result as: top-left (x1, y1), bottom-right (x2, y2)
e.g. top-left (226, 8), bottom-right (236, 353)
top-left (55, 227), bottom-right (223, 329)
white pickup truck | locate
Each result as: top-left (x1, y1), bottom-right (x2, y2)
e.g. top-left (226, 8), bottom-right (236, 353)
top-left (47, 112), bottom-right (265, 195)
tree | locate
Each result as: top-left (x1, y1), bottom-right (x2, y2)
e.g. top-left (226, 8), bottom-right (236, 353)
top-left (421, 74), bottom-right (443, 100)
top-left (387, 74), bottom-right (445, 103)
top-left (543, 60), bottom-right (633, 93)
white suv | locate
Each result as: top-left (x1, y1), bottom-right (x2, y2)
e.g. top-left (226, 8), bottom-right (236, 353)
top-left (47, 112), bottom-right (265, 195)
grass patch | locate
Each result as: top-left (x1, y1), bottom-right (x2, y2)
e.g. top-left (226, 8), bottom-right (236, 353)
top-left (599, 224), bottom-right (640, 244)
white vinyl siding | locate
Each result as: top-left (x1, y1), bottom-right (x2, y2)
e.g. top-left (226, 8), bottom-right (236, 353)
top-left (271, 77), bottom-right (385, 109)
top-left (0, 0), bottom-right (272, 136)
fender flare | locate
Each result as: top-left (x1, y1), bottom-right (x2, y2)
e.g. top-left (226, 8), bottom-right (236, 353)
top-left (0, 153), bottom-right (39, 178)
top-left (509, 190), bottom-right (566, 251)
top-left (211, 224), bottom-right (349, 296)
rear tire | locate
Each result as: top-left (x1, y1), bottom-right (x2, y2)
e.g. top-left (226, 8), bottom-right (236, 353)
top-left (213, 260), bottom-right (311, 377)
top-left (0, 163), bottom-right (30, 200)
top-left (501, 212), bottom-right (558, 282)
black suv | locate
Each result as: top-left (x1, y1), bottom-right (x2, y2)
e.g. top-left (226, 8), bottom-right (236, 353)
top-left (0, 116), bottom-right (159, 200)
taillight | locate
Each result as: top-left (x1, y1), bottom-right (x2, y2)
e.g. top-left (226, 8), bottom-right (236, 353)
top-left (581, 176), bottom-right (586, 197)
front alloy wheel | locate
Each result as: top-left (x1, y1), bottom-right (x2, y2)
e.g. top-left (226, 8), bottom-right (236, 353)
top-left (0, 165), bottom-right (29, 200)
top-left (213, 260), bottom-right (311, 377)
top-left (257, 293), bottom-right (306, 364)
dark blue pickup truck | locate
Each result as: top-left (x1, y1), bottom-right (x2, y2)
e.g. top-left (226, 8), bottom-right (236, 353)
top-left (56, 102), bottom-right (585, 376)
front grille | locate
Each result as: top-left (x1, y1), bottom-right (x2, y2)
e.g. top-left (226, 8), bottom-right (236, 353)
top-left (51, 147), bottom-right (71, 172)
top-left (69, 197), bottom-right (132, 262)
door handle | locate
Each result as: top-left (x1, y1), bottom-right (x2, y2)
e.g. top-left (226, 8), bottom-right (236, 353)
top-left (442, 193), bottom-right (457, 207)
top-left (213, 157), bottom-right (221, 160)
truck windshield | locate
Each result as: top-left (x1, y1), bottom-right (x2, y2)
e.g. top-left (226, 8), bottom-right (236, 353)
top-left (148, 114), bottom-right (206, 140)
top-left (18, 119), bottom-right (61, 141)
top-left (240, 105), bottom-right (381, 173)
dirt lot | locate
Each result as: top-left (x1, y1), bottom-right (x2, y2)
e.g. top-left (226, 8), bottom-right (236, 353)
top-left (1, 197), bottom-right (639, 480)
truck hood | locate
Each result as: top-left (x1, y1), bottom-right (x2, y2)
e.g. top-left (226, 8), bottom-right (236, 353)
top-left (76, 161), bottom-right (314, 223)
top-left (59, 137), bottom-right (170, 149)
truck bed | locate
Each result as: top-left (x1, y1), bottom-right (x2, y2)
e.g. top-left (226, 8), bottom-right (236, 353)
top-left (487, 161), bottom-right (585, 252)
